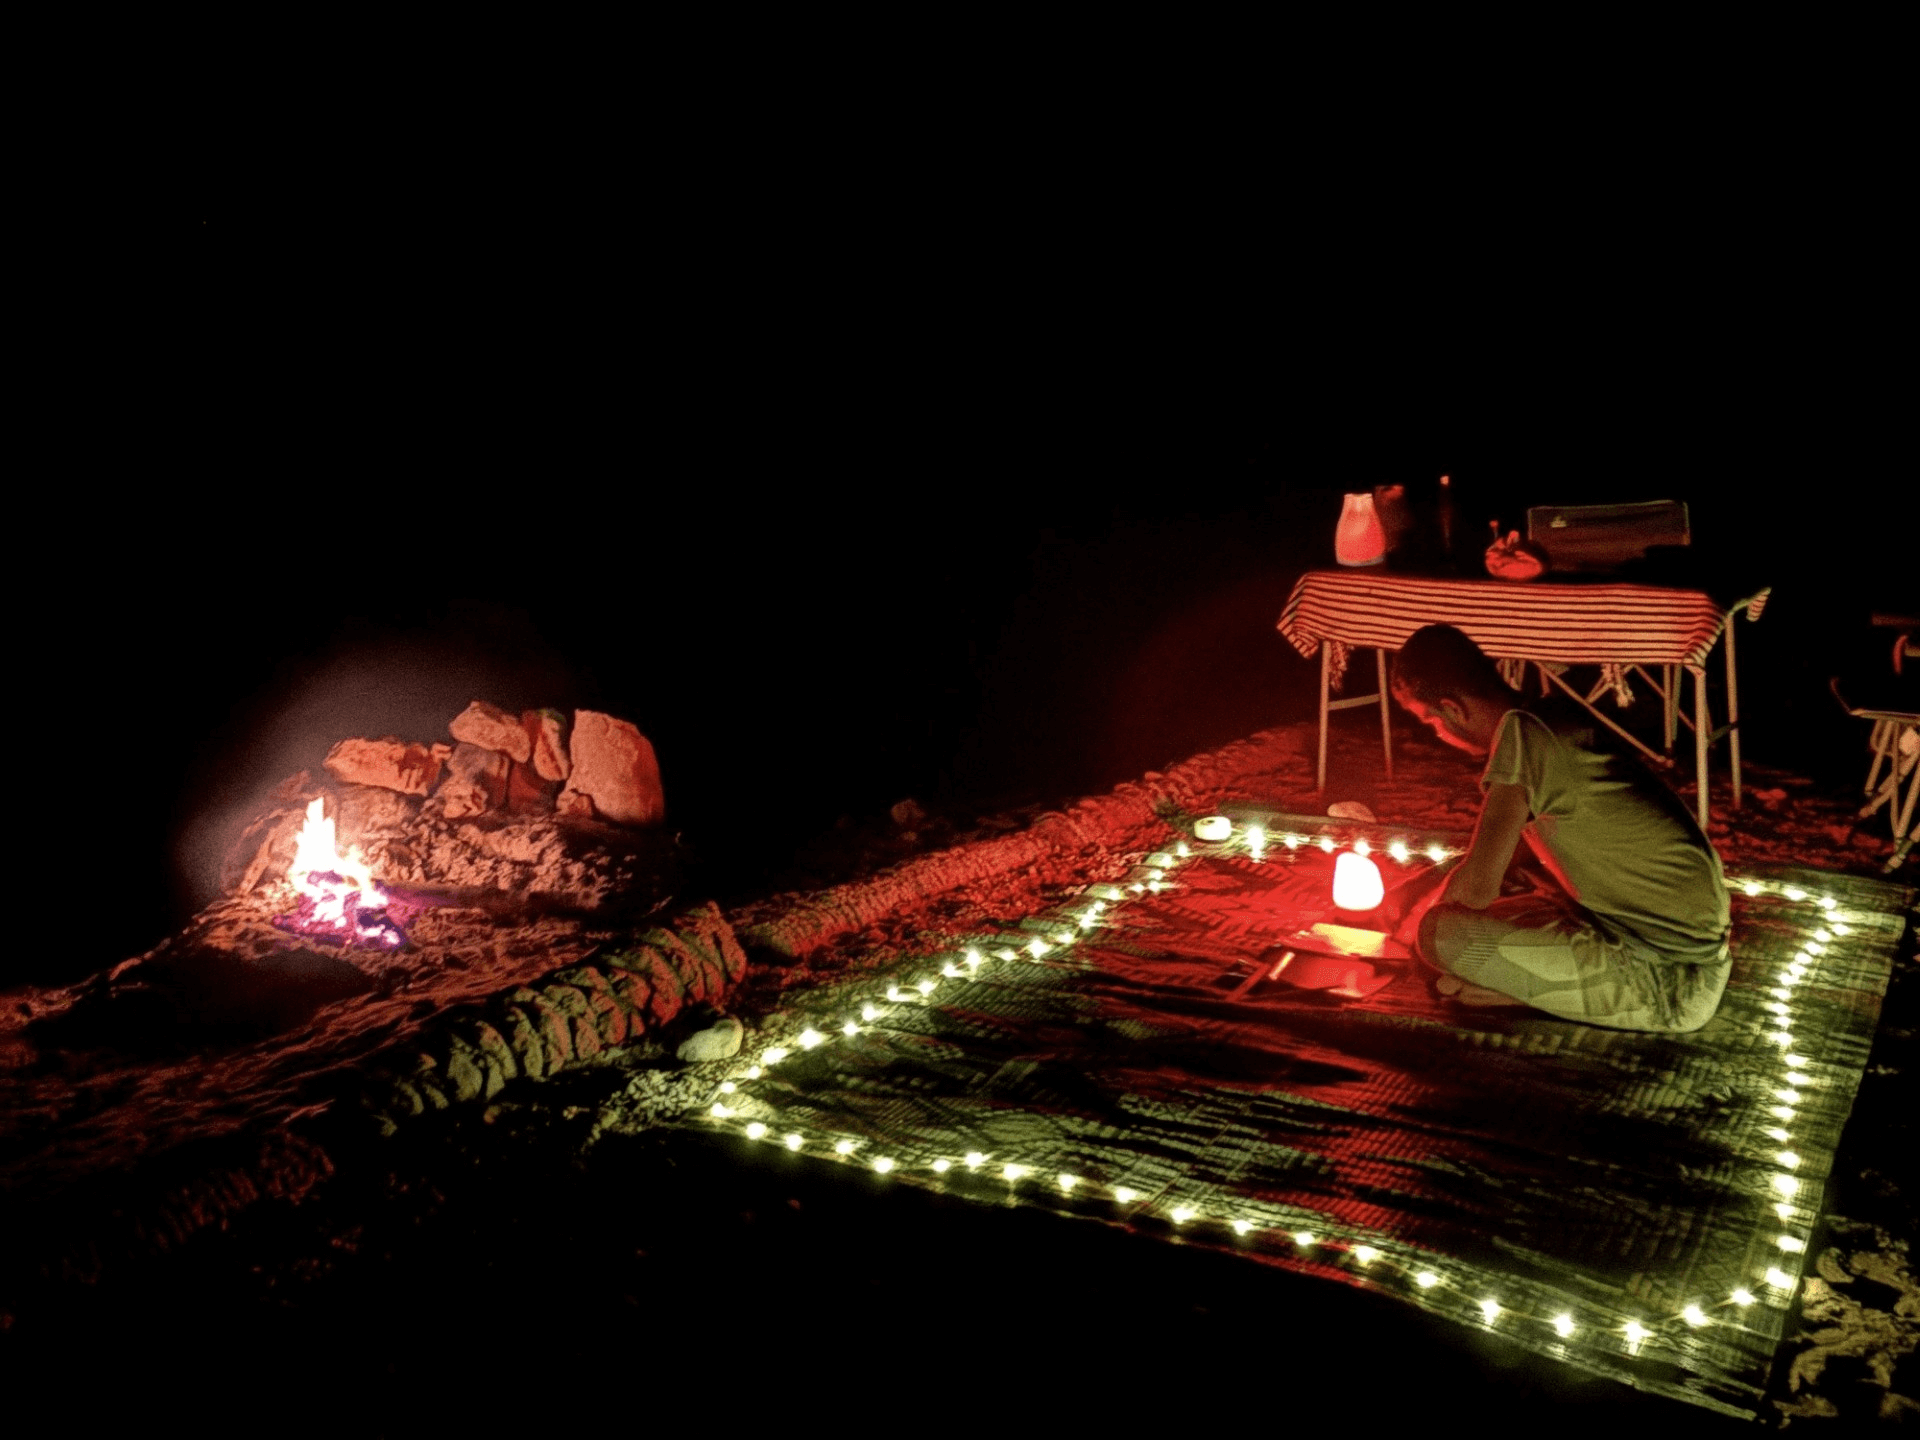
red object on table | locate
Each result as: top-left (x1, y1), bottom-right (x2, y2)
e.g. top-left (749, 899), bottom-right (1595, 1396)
top-left (1277, 570), bottom-right (1770, 829)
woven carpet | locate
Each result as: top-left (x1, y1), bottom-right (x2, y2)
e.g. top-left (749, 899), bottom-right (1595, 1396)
top-left (676, 811), bottom-right (1912, 1417)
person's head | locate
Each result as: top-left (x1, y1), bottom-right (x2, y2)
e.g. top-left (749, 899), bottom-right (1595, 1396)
top-left (1391, 624), bottom-right (1516, 756)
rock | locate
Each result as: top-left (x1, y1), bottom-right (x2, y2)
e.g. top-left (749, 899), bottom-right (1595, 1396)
top-left (449, 701), bottom-right (532, 764)
top-left (524, 709), bottom-right (571, 782)
top-left (558, 711), bottom-right (664, 826)
top-left (506, 761), bottom-right (558, 814)
top-left (1327, 801), bottom-right (1378, 823)
top-left (891, 798), bottom-right (928, 828)
top-left (676, 1017), bottom-right (743, 1062)
top-left (437, 743), bottom-right (511, 819)
top-left (323, 738), bottom-right (452, 796)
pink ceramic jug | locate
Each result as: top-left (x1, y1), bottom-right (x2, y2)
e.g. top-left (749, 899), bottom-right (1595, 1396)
top-left (1335, 492), bottom-right (1387, 566)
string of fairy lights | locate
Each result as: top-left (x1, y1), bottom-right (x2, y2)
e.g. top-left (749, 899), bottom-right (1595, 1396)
top-left (693, 815), bottom-right (1852, 1367)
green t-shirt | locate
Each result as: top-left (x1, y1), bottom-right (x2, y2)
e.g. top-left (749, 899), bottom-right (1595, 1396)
top-left (1481, 698), bottom-right (1731, 962)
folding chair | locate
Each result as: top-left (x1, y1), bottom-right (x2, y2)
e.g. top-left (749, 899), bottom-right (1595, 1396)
top-left (1832, 621), bottom-right (1918, 872)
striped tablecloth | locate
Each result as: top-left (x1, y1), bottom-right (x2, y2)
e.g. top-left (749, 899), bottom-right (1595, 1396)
top-left (1278, 570), bottom-right (1741, 689)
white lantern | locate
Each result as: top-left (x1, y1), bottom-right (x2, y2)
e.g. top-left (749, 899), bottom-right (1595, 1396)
top-left (1333, 852), bottom-right (1385, 910)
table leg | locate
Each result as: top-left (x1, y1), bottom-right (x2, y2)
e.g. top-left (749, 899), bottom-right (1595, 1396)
top-left (1692, 664), bottom-right (1710, 831)
top-left (1317, 641), bottom-right (1330, 794)
top-left (1376, 648), bottom-right (1393, 780)
top-left (1663, 664), bottom-right (1677, 753)
top-left (1725, 615), bottom-right (1743, 809)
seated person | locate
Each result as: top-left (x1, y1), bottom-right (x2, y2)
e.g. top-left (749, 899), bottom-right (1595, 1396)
top-left (1389, 624), bottom-right (1731, 1032)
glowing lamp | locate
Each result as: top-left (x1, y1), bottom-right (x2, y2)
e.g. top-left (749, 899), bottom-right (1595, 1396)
top-left (1332, 851), bottom-right (1386, 910)
top-left (1194, 815), bottom-right (1232, 842)
top-left (1552, 1315), bottom-right (1575, 1338)
top-left (1731, 1288), bottom-right (1755, 1306)
top-left (1682, 1305), bottom-right (1708, 1328)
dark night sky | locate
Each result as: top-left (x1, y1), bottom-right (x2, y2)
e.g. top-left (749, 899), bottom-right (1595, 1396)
top-left (20, 198), bottom-right (1909, 988)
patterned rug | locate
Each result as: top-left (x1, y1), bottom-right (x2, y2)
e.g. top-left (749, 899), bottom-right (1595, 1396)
top-left (675, 810), bottom-right (1912, 1418)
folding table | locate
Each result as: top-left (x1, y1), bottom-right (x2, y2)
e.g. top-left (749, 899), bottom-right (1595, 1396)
top-left (1277, 570), bottom-right (1770, 829)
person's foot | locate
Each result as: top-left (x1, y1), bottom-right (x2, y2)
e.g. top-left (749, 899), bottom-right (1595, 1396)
top-left (1434, 975), bottom-right (1530, 1007)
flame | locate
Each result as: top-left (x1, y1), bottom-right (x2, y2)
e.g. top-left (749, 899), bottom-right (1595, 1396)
top-left (283, 797), bottom-right (402, 946)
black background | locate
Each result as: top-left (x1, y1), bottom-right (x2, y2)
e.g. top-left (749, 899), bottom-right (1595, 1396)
top-left (23, 180), bottom-right (1910, 990)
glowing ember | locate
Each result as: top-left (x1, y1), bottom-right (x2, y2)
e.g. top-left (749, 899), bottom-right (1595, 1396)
top-left (272, 797), bottom-right (410, 949)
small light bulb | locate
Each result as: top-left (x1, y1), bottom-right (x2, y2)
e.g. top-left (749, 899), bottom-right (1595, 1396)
top-left (710, 1102), bottom-right (733, 1118)
top-left (1732, 1288), bottom-right (1755, 1306)
top-left (842, 1022), bottom-right (859, 1036)
top-left (1770, 1105), bottom-right (1796, 1121)
top-left (1766, 1001), bottom-right (1790, 1016)
top-left (718, 1081), bottom-right (737, 1094)
top-left (833, 1139), bottom-right (855, 1155)
top-left (798, 1029), bottom-right (824, 1049)
top-left (1231, 1219), bottom-right (1253, 1235)
top-left (1682, 1305), bottom-right (1708, 1328)
top-left (1777, 1151), bottom-right (1800, 1168)
top-left (1352, 1245), bottom-right (1379, 1265)
top-left (1777, 1235), bottom-right (1806, 1253)
top-left (1765, 1127), bottom-right (1790, 1142)
top-left (1818, 896), bottom-right (1836, 910)
top-left (861, 1005), bottom-right (878, 1022)
top-left (1785, 1054), bottom-right (1809, 1067)
top-left (1624, 1321), bottom-right (1649, 1348)
top-left (1553, 1315), bottom-right (1575, 1338)
top-left (1057, 1174), bottom-right (1079, 1192)
top-left (1113, 1187), bottom-right (1139, 1204)
top-left (745, 1122), bottom-right (768, 1140)
top-left (1742, 881), bottom-right (1762, 897)
top-left (1775, 1202), bottom-right (1795, 1220)
top-left (1775, 1088), bottom-right (1802, 1104)
top-left (965, 1152), bottom-right (985, 1170)
top-left (1786, 1071), bottom-right (1813, 1089)
top-left (1352, 838), bottom-right (1371, 857)
top-left (916, 979), bottom-right (936, 995)
top-left (932, 1159), bottom-right (951, 1173)
top-left (1479, 1299), bottom-right (1501, 1323)
top-left (1170, 1206), bottom-right (1196, 1225)
top-left (1414, 1271), bottom-right (1439, 1289)
top-left (1766, 1267), bottom-right (1794, 1290)
top-left (1127, 883), bottom-right (1145, 894)
top-left (995, 948), bottom-right (1017, 961)
top-left (1319, 836), bottom-right (1336, 854)
top-left (1813, 928), bottom-right (1832, 942)
top-left (1246, 825), bottom-right (1266, 856)
top-left (745, 1066), bottom-right (762, 1079)
top-left (872, 1157), bottom-right (895, 1174)
top-left (1292, 1231), bottom-right (1315, 1247)
top-left (1003, 1163), bottom-right (1029, 1182)
top-left (1784, 887), bottom-right (1807, 901)
top-left (1175, 842), bottom-right (1190, 857)
top-left (785, 1133), bottom-right (803, 1150)
top-left (1028, 940), bottom-right (1050, 958)
top-left (1832, 923), bottom-right (1851, 936)
top-left (1425, 844), bottom-right (1446, 863)
top-left (1147, 881), bottom-right (1164, 893)
top-left (1284, 834), bottom-right (1302, 850)
top-left (1389, 841), bottom-right (1410, 862)
top-left (1772, 1174), bottom-right (1800, 1196)
top-left (966, 948), bottom-right (984, 965)
top-left (762, 1047), bottom-right (790, 1064)
top-left (942, 963), bottom-right (961, 977)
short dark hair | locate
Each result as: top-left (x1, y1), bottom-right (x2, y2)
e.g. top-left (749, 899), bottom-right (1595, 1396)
top-left (1392, 624), bottom-right (1513, 706)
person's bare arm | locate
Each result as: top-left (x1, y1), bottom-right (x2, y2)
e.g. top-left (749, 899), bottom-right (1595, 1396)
top-left (1441, 782), bottom-right (1531, 909)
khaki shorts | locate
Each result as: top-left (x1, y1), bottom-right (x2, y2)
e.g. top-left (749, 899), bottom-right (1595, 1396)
top-left (1419, 894), bottom-right (1729, 1033)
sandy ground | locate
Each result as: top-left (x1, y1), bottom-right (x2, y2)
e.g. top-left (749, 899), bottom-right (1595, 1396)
top-left (0, 718), bottom-right (1911, 1427)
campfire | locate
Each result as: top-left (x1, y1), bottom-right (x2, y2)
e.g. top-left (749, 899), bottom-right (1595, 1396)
top-left (270, 797), bottom-right (417, 949)
top-left (222, 702), bottom-right (673, 965)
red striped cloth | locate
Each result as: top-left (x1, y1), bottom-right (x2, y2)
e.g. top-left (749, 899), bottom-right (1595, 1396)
top-left (1278, 571), bottom-right (1731, 686)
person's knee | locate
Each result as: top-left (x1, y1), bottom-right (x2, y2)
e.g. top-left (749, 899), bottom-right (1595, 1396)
top-left (1416, 904), bottom-right (1453, 971)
